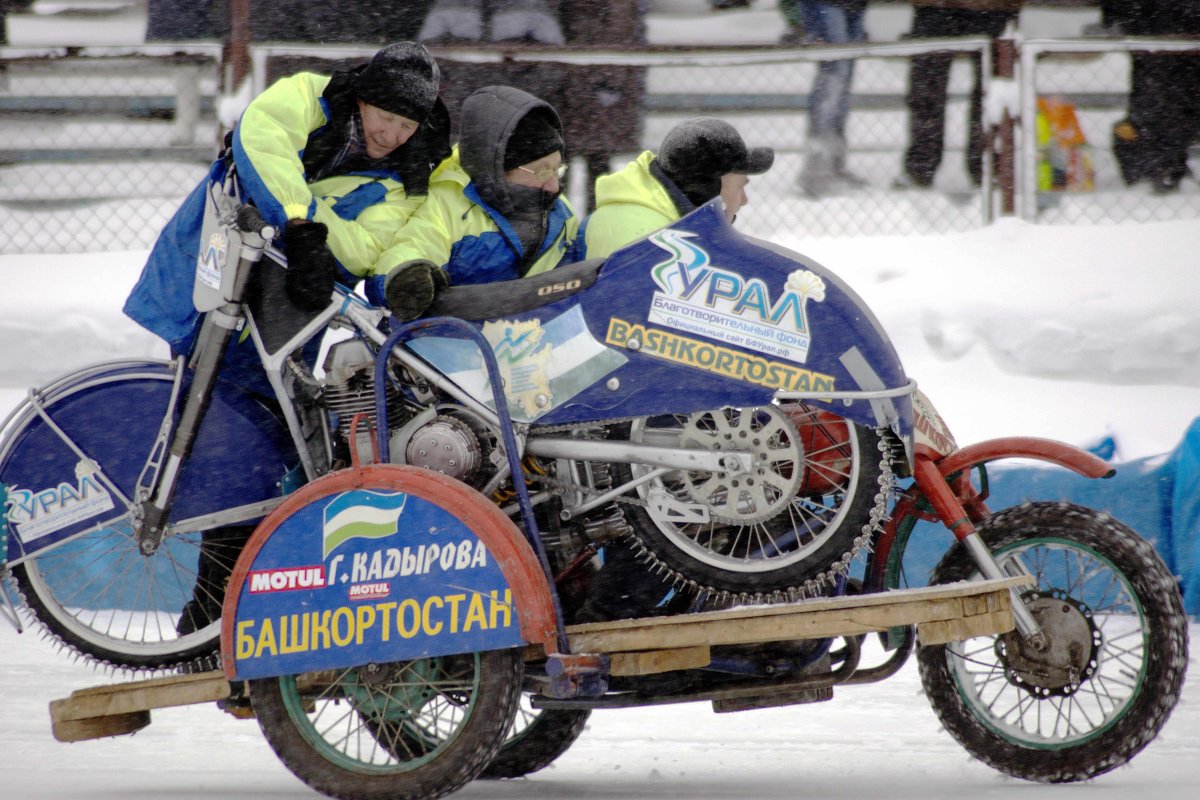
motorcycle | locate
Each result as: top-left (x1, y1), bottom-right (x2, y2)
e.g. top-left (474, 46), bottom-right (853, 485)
top-left (0, 180), bottom-right (1188, 799)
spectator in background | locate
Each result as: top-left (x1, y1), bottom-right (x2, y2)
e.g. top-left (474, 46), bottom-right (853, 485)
top-left (578, 116), bottom-right (774, 261)
top-left (423, 1), bottom-right (647, 214)
top-left (1108, 0), bottom-right (1200, 194)
top-left (895, 0), bottom-right (1021, 190)
top-left (560, 0), bottom-right (648, 212)
top-left (418, 0), bottom-right (563, 44)
top-left (1, 0), bottom-right (36, 46)
top-left (147, 1), bottom-right (432, 43)
top-left (374, 85), bottom-right (578, 320)
top-left (788, 0), bottom-right (869, 198)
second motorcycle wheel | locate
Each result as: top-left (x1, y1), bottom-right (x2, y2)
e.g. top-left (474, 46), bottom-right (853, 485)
top-left (249, 650), bottom-right (522, 800)
top-left (918, 502), bottom-right (1188, 783)
top-left (481, 694), bottom-right (591, 779)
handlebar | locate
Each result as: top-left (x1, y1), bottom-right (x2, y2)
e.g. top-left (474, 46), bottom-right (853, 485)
top-left (236, 205), bottom-right (275, 242)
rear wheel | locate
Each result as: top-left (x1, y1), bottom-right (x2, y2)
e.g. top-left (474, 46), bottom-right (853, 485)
top-left (249, 650), bottom-right (522, 800)
top-left (617, 403), bottom-right (888, 600)
top-left (918, 503), bottom-right (1188, 782)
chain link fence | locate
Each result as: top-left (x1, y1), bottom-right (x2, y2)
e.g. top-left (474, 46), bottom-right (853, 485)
top-left (1019, 37), bottom-right (1200, 223)
top-left (1, 36), bottom-right (1197, 253)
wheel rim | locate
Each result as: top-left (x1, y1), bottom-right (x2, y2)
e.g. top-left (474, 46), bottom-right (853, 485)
top-left (19, 515), bottom-right (216, 658)
top-left (944, 538), bottom-right (1149, 748)
top-left (629, 403), bottom-right (863, 574)
top-left (280, 654), bottom-right (483, 773)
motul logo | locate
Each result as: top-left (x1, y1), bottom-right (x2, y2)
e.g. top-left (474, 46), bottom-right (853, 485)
top-left (248, 566), bottom-right (327, 593)
top-left (348, 582), bottom-right (390, 601)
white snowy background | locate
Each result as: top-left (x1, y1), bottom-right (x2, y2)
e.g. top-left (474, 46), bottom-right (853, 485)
top-left (3, 1), bottom-right (1199, 798)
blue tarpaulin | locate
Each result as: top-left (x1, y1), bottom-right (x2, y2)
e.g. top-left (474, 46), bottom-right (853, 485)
top-left (896, 419), bottom-right (1200, 618)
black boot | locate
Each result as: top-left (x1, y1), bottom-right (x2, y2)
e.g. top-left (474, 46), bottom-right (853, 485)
top-left (574, 539), bottom-right (678, 623)
top-left (177, 525), bottom-right (254, 636)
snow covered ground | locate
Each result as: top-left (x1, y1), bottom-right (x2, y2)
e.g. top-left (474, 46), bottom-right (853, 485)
top-left (2, 215), bottom-right (1199, 800)
top-left (1, 618), bottom-right (1197, 800)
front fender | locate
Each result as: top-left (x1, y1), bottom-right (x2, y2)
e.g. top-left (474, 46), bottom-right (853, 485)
top-left (866, 437), bottom-right (1115, 594)
top-left (221, 464), bottom-right (558, 681)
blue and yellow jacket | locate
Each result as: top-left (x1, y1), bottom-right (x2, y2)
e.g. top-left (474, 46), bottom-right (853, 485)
top-left (378, 86), bottom-right (577, 285)
top-left (377, 148), bottom-right (577, 285)
top-left (124, 69), bottom-right (449, 354)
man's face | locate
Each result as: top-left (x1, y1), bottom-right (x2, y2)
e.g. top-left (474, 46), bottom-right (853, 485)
top-left (357, 100), bottom-right (420, 159)
top-left (504, 152), bottom-right (566, 193)
top-left (719, 173), bottom-right (751, 222)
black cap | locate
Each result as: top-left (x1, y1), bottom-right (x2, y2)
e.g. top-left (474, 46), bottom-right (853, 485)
top-left (504, 109), bottom-right (565, 170)
top-left (355, 41), bottom-right (441, 123)
top-left (657, 117), bottom-right (774, 205)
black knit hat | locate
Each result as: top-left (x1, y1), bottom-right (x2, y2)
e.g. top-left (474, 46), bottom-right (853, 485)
top-left (355, 41), bottom-right (441, 123)
top-left (503, 109), bottom-right (564, 170)
top-left (657, 117), bottom-right (774, 206)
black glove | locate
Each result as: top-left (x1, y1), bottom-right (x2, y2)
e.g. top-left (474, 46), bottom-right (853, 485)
top-left (283, 220), bottom-right (337, 312)
top-left (384, 260), bottom-right (449, 322)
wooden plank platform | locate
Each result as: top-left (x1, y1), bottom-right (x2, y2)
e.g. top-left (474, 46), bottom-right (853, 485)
top-left (564, 577), bottom-right (1029, 669)
top-left (50, 671), bottom-right (231, 743)
top-left (47, 578), bottom-right (1026, 740)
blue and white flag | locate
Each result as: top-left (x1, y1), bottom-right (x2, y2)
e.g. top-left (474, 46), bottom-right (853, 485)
top-left (322, 491), bottom-right (408, 559)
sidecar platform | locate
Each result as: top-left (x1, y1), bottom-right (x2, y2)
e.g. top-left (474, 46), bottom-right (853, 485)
top-left (47, 577), bottom-right (1028, 743)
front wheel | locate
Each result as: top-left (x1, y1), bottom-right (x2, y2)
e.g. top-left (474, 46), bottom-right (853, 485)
top-left (918, 502), bottom-right (1188, 783)
top-left (248, 650), bottom-right (523, 800)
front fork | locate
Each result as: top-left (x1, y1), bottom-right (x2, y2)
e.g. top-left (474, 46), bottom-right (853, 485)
top-left (910, 455), bottom-right (1047, 649)
top-left (132, 210), bottom-right (275, 555)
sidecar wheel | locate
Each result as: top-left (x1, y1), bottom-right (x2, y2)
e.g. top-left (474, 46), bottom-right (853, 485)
top-left (617, 404), bottom-right (888, 600)
top-left (249, 649), bottom-right (522, 800)
top-left (481, 696), bottom-right (591, 779)
top-left (918, 502), bottom-right (1188, 783)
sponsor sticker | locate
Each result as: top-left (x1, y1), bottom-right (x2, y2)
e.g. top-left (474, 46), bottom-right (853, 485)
top-left (196, 229), bottom-right (228, 291)
top-left (482, 319), bottom-right (553, 416)
top-left (646, 229), bottom-right (825, 364)
top-left (4, 460), bottom-right (116, 543)
top-left (605, 317), bottom-right (836, 394)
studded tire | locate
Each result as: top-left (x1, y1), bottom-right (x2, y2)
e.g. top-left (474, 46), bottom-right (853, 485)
top-left (917, 502), bottom-right (1188, 783)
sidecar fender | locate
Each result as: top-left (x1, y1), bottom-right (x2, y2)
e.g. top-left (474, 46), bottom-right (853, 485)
top-left (221, 464), bottom-right (558, 681)
top-left (866, 437), bottom-right (1114, 594)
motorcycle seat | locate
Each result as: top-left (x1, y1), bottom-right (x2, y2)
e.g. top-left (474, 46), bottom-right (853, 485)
top-left (425, 258), bottom-right (605, 321)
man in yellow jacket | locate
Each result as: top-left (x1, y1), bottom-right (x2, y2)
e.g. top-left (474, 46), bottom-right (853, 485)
top-left (377, 85), bottom-right (579, 320)
top-left (124, 41), bottom-right (452, 362)
top-left (578, 117), bottom-right (774, 261)
top-left (121, 42), bottom-right (450, 637)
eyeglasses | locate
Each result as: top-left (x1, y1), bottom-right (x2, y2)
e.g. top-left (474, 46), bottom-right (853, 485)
top-left (517, 163), bottom-right (568, 182)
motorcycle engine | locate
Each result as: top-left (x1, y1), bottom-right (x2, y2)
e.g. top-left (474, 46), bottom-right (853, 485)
top-left (321, 339), bottom-right (406, 446)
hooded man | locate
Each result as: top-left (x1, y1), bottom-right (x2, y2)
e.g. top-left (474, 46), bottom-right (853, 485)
top-left (124, 41), bottom-right (452, 362)
top-left (576, 117), bottom-right (774, 261)
top-left (377, 84), bottom-right (578, 320)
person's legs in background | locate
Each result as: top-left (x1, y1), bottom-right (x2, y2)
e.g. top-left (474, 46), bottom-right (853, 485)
top-left (798, 2), bottom-right (866, 197)
top-left (900, 8), bottom-right (954, 187)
